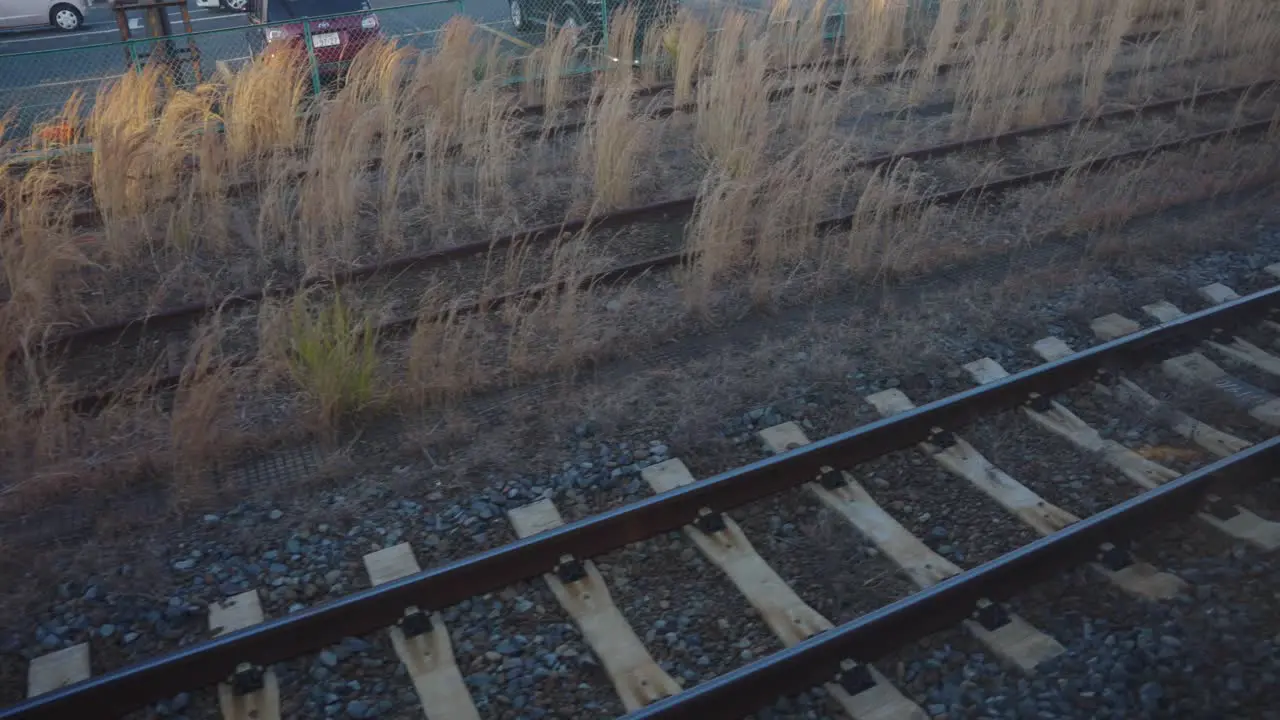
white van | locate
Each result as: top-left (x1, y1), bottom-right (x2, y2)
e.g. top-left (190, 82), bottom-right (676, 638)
top-left (0, 0), bottom-right (88, 31)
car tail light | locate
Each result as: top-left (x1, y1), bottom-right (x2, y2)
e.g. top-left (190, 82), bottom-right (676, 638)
top-left (265, 28), bottom-right (286, 41)
top-left (361, 14), bottom-right (379, 29)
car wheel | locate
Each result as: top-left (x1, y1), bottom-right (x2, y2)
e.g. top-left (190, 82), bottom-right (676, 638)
top-left (509, 0), bottom-right (527, 30)
top-left (221, 0), bottom-right (249, 11)
top-left (49, 3), bottom-right (83, 31)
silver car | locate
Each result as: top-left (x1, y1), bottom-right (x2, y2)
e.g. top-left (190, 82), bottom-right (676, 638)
top-left (0, 0), bottom-right (87, 31)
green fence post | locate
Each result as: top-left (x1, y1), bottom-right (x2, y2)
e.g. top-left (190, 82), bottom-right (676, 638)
top-left (127, 39), bottom-right (142, 75)
top-left (600, 0), bottom-right (608, 51)
top-left (302, 18), bottom-right (323, 94)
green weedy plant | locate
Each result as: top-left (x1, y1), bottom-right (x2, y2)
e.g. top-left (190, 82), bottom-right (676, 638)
top-left (285, 288), bottom-right (382, 433)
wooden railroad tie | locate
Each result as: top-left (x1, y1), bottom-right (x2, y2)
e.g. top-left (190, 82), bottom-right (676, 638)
top-left (208, 590), bottom-right (281, 720)
top-left (361, 543), bottom-right (481, 720)
top-left (864, 387), bottom-right (1186, 597)
top-left (758, 422), bottom-right (1066, 674)
top-left (507, 499), bottom-right (682, 712)
top-left (642, 458), bottom-right (928, 720)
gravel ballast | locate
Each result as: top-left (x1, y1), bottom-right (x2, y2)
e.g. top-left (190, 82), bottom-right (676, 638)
top-left (3, 207), bottom-right (1280, 717)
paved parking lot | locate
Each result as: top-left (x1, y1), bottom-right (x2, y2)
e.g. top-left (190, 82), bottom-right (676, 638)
top-left (0, 0), bottom-right (777, 138)
top-left (0, 0), bottom-right (512, 136)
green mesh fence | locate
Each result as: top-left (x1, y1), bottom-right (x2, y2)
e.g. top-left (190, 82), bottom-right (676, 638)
top-left (0, 0), bottom-right (928, 148)
top-left (0, 0), bottom-right (508, 138)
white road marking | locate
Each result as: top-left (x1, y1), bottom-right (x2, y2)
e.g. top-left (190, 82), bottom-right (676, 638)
top-left (7, 52), bottom-right (250, 91)
top-left (12, 72), bottom-right (124, 90)
top-left (0, 14), bottom-right (241, 48)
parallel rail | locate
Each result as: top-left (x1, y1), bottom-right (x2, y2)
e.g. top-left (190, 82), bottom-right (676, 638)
top-left (628, 433), bottom-right (1280, 720)
top-left (54, 94), bottom-right (1280, 416)
top-left (4, 284), bottom-right (1278, 720)
top-left (37, 78), bottom-right (1278, 362)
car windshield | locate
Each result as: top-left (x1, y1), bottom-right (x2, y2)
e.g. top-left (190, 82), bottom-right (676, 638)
top-left (265, 0), bottom-right (370, 21)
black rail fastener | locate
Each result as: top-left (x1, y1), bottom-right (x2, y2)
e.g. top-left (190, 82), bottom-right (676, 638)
top-left (818, 468), bottom-right (847, 490)
top-left (398, 607), bottom-right (433, 639)
top-left (1027, 392), bottom-right (1053, 413)
top-left (4, 288), bottom-right (1276, 720)
top-left (693, 508), bottom-right (728, 535)
top-left (555, 555), bottom-right (587, 584)
top-left (229, 663), bottom-right (264, 696)
top-left (928, 427), bottom-right (958, 449)
top-left (1094, 367), bottom-right (1118, 387)
top-left (1096, 541), bottom-right (1134, 571)
top-left (972, 598), bottom-right (1011, 631)
top-left (621, 435), bottom-right (1280, 720)
top-left (1204, 496), bottom-right (1240, 521)
top-left (835, 659), bottom-right (877, 695)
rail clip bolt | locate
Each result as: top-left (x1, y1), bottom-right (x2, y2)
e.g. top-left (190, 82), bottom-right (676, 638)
top-left (1097, 541), bottom-right (1133, 571)
top-left (694, 507), bottom-right (727, 535)
top-left (555, 554), bottom-right (587, 584)
top-left (230, 662), bottom-right (265, 696)
top-left (818, 468), bottom-right (846, 490)
top-left (1027, 393), bottom-right (1052, 412)
top-left (929, 427), bottom-right (957, 449)
top-left (836, 659), bottom-right (876, 695)
top-left (399, 607), bottom-right (434, 639)
top-left (1205, 496), bottom-right (1240, 522)
top-left (972, 598), bottom-right (1011, 631)
top-left (1094, 368), bottom-right (1117, 386)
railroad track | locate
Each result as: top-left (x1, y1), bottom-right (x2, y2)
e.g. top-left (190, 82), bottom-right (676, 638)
top-left (1, 23), bottom-right (1246, 347)
top-left (4, 268), bottom-right (1280, 719)
top-left (39, 75), bottom-right (1280, 416)
top-left (27, 23), bottom-right (1186, 233)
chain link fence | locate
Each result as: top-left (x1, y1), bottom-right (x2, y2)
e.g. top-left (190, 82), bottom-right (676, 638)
top-left (0, 0), bottom-right (514, 139)
top-left (0, 0), bottom-right (926, 149)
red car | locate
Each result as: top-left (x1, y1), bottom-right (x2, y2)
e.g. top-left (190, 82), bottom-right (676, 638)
top-left (246, 0), bottom-right (384, 81)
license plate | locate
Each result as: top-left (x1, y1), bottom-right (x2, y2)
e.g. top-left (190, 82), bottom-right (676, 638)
top-left (312, 32), bottom-right (341, 48)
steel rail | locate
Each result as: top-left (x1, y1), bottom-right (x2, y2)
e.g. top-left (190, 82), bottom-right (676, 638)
top-left (51, 108), bottom-right (1280, 417)
top-left (35, 79), bottom-right (1274, 361)
top-left (52, 27), bottom-right (1183, 229)
top-left (49, 29), bottom-right (1156, 227)
top-left (623, 433), bottom-right (1280, 720)
top-left (526, 29), bottom-right (1191, 143)
top-left (495, 16), bottom-right (1175, 118)
top-left (406, 114), bottom-right (1279, 327)
top-left (3, 285), bottom-right (1277, 720)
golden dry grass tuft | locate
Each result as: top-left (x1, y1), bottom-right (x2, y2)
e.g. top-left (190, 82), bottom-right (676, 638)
top-left (577, 77), bottom-right (657, 213)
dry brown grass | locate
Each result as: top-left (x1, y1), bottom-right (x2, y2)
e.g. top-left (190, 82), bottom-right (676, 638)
top-left (1, 0), bottom-right (1277, 514)
top-left (577, 78), bottom-right (657, 213)
top-left (168, 317), bottom-right (242, 502)
top-left (695, 12), bottom-right (775, 177)
top-left (522, 23), bottom-right (582, 124)
top-left (670, 7), bottom-right (708, 106)
top-left (840, 0), bottom-right (910, 73)
top-left (0, 164), bottom-right (87, 345)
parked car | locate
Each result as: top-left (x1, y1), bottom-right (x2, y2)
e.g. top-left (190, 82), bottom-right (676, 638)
top-left (507, 0), bottom-right (675, 50)
top-left (245, 0), bottom-right (384, 81)
top-left (0, 0), bottom-right (86, 32)
top-left (195, 0), bottom-right (249, 13)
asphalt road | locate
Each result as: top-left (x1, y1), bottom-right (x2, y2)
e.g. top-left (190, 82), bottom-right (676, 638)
top-left (0, 0), bottom-right (511, 135)
top-left (0, 0), bottom-right (787, 139)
